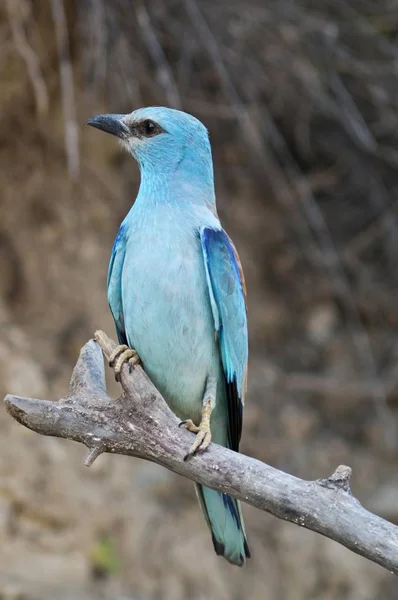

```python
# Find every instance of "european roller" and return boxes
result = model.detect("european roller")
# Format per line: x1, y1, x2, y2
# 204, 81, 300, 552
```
87, 107, 250, 566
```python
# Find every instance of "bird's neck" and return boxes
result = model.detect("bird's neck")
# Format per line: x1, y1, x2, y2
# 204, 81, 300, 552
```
134, 149, 216, 211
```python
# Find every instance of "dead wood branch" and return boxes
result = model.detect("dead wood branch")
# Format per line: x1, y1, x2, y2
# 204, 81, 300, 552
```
3, 331, 398, 575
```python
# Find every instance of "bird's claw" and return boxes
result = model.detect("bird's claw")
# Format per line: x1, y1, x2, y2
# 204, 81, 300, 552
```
182, 399, 212, 461
108, 344, 140, 382
183, 427, 212, 461
179, 419, 200, 433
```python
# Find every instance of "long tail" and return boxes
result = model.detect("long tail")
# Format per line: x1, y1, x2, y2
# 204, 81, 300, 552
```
195, 484, 250, 566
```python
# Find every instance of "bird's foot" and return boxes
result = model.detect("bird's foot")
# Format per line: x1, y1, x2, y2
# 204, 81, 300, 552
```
181, 398, 212, 461
108, 344, 140, 382
178, 419, 200, 433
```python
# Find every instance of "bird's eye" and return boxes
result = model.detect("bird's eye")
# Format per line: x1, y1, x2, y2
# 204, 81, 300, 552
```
140, 119, 162, 138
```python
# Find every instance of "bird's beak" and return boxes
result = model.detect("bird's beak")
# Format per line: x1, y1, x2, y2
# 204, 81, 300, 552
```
86, 114, 130, 139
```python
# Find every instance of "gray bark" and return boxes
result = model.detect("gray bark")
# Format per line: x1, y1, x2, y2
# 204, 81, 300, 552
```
3, 331, 398, 575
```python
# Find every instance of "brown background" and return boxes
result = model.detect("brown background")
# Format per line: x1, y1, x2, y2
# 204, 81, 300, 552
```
0, 1, 398, 598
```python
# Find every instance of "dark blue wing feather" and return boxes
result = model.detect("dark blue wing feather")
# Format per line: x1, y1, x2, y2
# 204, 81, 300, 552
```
200, 227, 248, 451
107, 224, 127, 345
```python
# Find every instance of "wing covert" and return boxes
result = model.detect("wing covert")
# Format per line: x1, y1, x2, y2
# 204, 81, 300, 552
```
107, 224, 127, 345
200, 226, 248, 451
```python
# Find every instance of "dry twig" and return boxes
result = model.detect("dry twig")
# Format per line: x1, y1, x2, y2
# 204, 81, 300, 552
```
3, 331, 398, 575
51, 0, 79, 179
6, 0, 49, 116
135, 3, 181, 109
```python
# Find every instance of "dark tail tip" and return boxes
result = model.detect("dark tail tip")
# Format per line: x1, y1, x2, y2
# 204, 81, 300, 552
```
212, 533, 250, 567
244, 538, 251, 559
212, 534, 225, 556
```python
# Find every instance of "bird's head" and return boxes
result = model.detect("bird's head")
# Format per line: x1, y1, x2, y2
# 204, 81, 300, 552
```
86, 107, 213, 179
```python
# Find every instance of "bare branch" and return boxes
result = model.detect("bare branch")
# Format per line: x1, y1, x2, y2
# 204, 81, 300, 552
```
135, 4, 182, 109
50, 0, 80, 179
3, 331, 398, 575
6, 0, 49, 116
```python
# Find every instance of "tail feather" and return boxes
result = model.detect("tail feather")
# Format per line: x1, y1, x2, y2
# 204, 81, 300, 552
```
196, 484, 250, 566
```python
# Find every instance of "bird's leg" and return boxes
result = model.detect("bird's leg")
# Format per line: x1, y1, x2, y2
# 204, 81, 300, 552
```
181, 376, 216, 461
182, 398, 212, 460
108, 344, 141, 382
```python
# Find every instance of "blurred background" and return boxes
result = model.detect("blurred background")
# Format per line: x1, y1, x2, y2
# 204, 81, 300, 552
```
0, 0, 398, 598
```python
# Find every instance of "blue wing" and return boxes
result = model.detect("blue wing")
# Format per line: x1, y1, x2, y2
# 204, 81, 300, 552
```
107, 224, 127, 345
200, 227, 248, 452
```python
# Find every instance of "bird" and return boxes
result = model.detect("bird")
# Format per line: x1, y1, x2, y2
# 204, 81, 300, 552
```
87, 107, 250, 566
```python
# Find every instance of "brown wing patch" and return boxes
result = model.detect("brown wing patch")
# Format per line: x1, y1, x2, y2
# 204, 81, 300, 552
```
227, 234, 247, 310
241, 363, 248, 406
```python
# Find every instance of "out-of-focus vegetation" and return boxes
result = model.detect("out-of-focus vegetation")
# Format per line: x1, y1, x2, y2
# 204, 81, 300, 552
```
0, 1, 397, 598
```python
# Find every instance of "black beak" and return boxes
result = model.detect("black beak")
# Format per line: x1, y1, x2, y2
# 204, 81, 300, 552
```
86, 114, 130, 139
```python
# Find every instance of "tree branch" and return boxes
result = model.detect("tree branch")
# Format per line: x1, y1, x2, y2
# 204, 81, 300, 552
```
3, 331, 398, 574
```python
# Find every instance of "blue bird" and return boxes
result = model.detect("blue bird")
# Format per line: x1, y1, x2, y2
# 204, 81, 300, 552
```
87, 107, 250, 566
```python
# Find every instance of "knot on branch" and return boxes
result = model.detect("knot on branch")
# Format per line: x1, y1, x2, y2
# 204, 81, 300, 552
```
317, 465, 353, 494
84, 443, 107, 467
